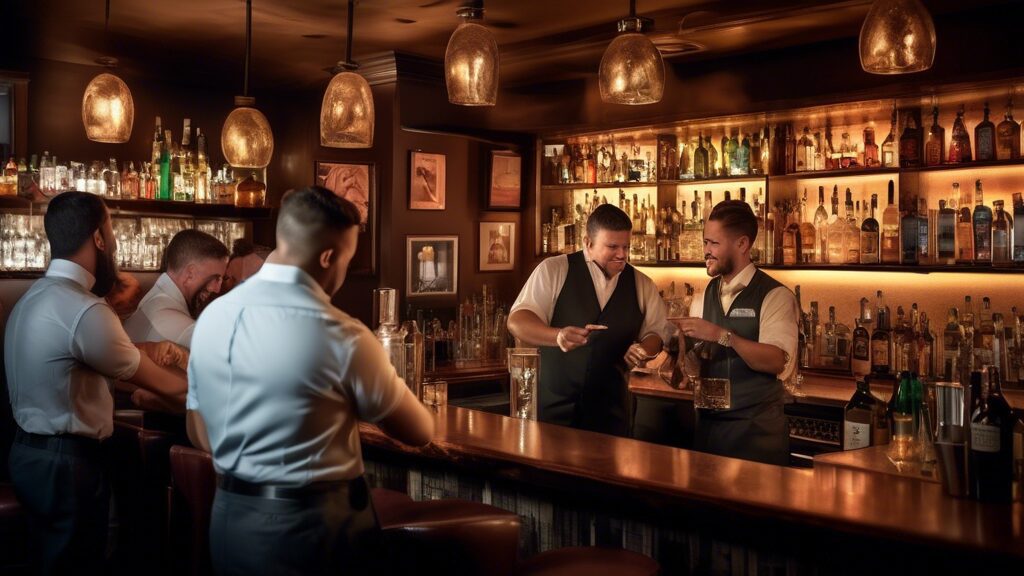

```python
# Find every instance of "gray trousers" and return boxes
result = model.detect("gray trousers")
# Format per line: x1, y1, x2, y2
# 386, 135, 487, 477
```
209, 479, 382, 576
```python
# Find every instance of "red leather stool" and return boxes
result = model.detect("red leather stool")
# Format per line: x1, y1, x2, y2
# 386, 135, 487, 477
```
515, 546, 661, 576
168, 445, 217, 576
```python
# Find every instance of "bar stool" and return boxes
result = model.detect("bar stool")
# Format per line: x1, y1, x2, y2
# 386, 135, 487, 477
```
0, 483, 28, 574
168, 445, 217, 576
515, 546, 661, 576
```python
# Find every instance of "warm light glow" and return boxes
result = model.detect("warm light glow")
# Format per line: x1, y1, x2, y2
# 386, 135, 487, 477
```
82, 72, 135, 143
221, 105, 274, 169
599, 32, 665, 105
859, 0, 936, 75
445, 21, 499, 106
320, 71, 375, 148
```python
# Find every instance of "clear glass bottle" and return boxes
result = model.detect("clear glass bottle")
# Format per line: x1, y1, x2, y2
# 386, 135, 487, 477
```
827, 186, 845, 264
693, 132, 709, 179
844, 188, 860, 264
942, 308, 963, 381
813, 185, 829, 263
975, 102, 996, 161
993, 199, 1011, 264
996, 100, 1022, 160
881, 106, 898, 168
881, 180, 900, 264
973, 180, 993, 263
863, 126, 879, 168
402, 320, 424, 400
955, 182, 974, 264
796, 126, 814, 172
799, 188, 817, 263
860, 193, 880, 264
373, 288, 408, 381
872, 291, 892, 375
948, 104, 972, 164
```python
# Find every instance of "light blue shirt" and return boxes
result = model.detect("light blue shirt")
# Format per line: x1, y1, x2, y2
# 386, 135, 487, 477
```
187, 263, 409, 485
5, 259, 141, 439
124, 273, 195, 348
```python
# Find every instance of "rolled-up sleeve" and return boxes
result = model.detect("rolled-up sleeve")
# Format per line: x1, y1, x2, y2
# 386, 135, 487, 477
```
636, 274, 669, 343
759, 286, 799, 382
509, 256, 566, 325
343, 330, 409, 424
72, 303, 142, 381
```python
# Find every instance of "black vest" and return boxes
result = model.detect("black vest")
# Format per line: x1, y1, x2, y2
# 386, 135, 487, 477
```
538, 251, 643, 436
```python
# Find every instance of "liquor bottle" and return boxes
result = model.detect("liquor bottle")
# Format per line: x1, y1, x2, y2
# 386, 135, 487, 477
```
937, 199, 956, 265
852, 318, 872, 377
916, 197, 930, 264
822, 124, 835, 170
828, 306, 850, 369
827, 186, 845, 264
972, 180, 993, 263
796, 126, 814, 172
751, 188, 764, 263
196, 128, 210, 203
707, 136, 719, 177
948, 104, 972, 164
872, 291, 892, 375
919, 312, 935, 379
735, 133, 751, 176
785, 124, 797, 174
39, 151, 54, 195
839, 132, 857, 169
759, 125, 771, 175
993, 199, 1012, 264
102, 158, 120, 198
976, 297, 996, 368
975, 102, 996, 161
151, 116, 163, 165
860, 193, 880, 264
942, 308, 963, 381
881, 106, 898, 168
899, 112, 921, 168
123, 161, 140, 200
813, 185, 829, 263
1014, 193, 1024, 264
881, 180, 900, 264
955, 183, 974, 264
703, 190, 713, 225
811, 132, 825, 171
924, 106, 945, 167
782, 203, 800, 266
694, 132, 709, 179
799, 188, 817, 264
901, 197, 920, 265
862, 126, 879, 168
159, 129, 172, 201
996, 100, 1022, 160
844, 378, 885, 450
970, 366, 1014, 502
844, 188, 860, 264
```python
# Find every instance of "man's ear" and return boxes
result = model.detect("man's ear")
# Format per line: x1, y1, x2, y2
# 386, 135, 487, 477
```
318, 247, 336, 270
93, 229, 106, 251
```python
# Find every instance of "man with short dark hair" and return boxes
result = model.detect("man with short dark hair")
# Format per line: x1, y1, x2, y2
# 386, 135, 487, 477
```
672, 200, 798, 465
508, 204, 668, 436
187, 186, 434, 576
124, 229, 229, 348
5, 191, 188, 574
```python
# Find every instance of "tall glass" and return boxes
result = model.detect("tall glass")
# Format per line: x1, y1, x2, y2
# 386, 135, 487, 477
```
402, 320, 424, 400
507, 347, 539, 421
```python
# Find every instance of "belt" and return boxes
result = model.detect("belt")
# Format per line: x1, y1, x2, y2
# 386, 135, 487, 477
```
217, 474, 362, 501
14, 427, 104, 457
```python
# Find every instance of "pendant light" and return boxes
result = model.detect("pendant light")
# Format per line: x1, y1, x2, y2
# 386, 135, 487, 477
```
222, 0, 274, 169
320, 0, 374, 148
599, 0, 665, 105
82, 0, 134, 143
859, 0, 936, 75
444, 1, 499, 107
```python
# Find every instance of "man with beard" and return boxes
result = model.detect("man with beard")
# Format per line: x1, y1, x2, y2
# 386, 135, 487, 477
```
4, 191, 188, 574
125, 229, 229, 348
508, 204, 668, 437
672, 200, 798, 465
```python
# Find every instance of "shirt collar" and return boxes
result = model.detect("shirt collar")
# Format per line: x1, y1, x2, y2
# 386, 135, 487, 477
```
255, 263, 331, 303
154, 272, 188, 309
721, 262, 757, 293
45, 259, 96, 292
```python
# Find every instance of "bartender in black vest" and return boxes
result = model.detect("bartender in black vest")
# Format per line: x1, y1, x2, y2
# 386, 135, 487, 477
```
508, 204, 668, 436
673, 200, 799, 465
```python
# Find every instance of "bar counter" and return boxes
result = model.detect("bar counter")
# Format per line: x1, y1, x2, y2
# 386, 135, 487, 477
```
360, 405, 1023, 572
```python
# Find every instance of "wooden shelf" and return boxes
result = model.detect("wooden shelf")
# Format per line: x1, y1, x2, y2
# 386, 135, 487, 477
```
0, 195, 273, 219
900, 157, 1024, 174
770, 167, 899, 180
540, 181, 657, 190
630, 262, 1024, 274
659, 175, 767, 186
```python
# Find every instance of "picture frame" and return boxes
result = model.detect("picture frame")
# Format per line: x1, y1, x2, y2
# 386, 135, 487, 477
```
407, 235, 458, 297
486, 150, 522, 210
315, 160, 377, 275
409, 151, 446, 210
478, 221, 515, 272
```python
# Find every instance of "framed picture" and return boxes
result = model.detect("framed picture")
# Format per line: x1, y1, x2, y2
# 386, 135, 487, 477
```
478, 221, 515, 272
409, 151, 446, 210
407, 236, 458, 297
315, 161, 377, 274
487, 151, 522, 210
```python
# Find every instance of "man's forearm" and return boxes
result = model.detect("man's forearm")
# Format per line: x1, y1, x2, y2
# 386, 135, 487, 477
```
730, 333, 786, 375
507, 310, 560, 347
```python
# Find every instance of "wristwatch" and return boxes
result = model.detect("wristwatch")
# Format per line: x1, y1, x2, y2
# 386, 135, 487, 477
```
717, 330, 732, 348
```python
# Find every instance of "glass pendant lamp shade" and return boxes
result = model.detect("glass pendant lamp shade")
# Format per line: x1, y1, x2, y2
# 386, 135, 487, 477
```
599, 18, 665, 105
321, 70, 374, 148
859, 0, 936, 75
221, 96, 274, 169
445, 21, 499, 106
82, 72, 134, 143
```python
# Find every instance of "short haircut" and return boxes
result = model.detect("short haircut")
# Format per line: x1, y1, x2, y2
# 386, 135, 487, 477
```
708, 200, 758, 244
229, 238, 272, 260
586, 204, 632, 239
44, 191, 108, 259
276, 186, 361, 260
164, 229, 229, 272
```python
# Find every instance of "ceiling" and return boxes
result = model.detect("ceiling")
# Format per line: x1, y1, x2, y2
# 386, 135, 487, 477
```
13, 0, 1012, 91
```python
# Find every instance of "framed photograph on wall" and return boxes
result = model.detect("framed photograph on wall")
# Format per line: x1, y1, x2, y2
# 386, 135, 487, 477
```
478, 221, 515, 272
487, 151, 522, 210
315, 160, 377, 274
407, 235, 458, 297
409, 151, 446, 210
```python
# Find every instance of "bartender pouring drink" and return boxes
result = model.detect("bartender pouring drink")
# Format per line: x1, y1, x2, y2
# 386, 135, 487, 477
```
674, 200, 798, 465
508, 204, 668, 436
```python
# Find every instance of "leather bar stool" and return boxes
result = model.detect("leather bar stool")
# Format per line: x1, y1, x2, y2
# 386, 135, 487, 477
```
168, 445, 217, 576
0, 483, 28, 574
515, 546, 660, 576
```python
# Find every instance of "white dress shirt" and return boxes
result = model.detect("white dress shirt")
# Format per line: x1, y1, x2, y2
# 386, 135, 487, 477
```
688, 263, 799, 382
5, 259, 141, 439
511, 249, 669, 343
187, 263, 410, 485
124, 272, 195, 348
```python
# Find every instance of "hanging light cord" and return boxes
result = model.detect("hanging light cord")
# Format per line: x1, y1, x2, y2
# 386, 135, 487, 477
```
345, 0, 354, 66
629, 0, 636, 18
244, 0, 252, 97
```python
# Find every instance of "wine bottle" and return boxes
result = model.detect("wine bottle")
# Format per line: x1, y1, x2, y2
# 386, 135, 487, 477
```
970, 367, 1014, 502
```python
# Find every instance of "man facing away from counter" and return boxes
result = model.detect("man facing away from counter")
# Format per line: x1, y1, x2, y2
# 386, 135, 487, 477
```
673, 200, 799, 465
508, 204, 669, 437
186, 186, 434, 576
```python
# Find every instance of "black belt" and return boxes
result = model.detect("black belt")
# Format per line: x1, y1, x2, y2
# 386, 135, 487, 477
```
14, 427, 104, 457
217, 474, 364, 502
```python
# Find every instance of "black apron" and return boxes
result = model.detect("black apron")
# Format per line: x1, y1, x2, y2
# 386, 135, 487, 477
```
538, 251, 643, 437
694, 268, 789, 465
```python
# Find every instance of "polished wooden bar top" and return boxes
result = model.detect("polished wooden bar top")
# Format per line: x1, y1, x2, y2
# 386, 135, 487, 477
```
360, 406, 1024, 559
814, 445, 940, 484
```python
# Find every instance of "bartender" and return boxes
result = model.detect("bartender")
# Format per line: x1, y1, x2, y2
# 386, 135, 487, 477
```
508, 204, 668, 436
673, 200, 798, 465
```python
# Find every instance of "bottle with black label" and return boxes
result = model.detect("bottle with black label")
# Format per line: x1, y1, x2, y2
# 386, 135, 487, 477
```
970, 366, 1014, 502
843, 378, 887, 450
852, 318, 871, 377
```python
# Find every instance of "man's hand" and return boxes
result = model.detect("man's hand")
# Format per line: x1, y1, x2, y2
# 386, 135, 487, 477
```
624, 343, 657, 368
555, 326, 591, 353
670, 317, 725, 343
139, 341, 190, 372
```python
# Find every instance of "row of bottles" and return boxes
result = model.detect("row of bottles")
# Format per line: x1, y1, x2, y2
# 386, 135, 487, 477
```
544, 140, 658, 185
